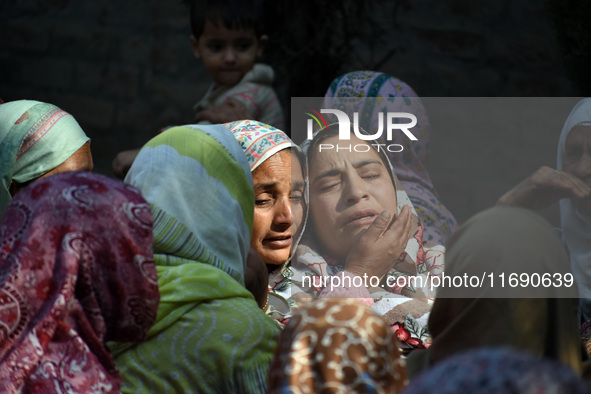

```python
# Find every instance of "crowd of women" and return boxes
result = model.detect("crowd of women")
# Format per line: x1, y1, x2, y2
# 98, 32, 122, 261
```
1, 71, 591, 393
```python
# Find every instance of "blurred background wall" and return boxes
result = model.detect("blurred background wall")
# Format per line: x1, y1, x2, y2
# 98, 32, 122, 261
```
1, 0, 589, 226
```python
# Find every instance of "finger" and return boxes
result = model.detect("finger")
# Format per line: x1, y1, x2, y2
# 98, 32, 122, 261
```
369, 210, 391, 240
559, 172, 591, 198
379, 205, 411, 241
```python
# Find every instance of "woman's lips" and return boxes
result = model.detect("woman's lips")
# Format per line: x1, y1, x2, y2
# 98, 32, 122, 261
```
344, 209, 379, 226
263, 235, 292, 249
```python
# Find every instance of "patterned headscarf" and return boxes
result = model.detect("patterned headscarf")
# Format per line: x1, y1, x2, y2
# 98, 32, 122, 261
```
0, 171, 159, 393
268, 298, 408, 393
324, 71, 457, 244
406, 347, 589, 394
290, 123, 445, 351
557, 98, 591, 300
116, 125, 280, 392
0, 100, 90, 219
225, 120, 310, 302
224, 119, 292, 171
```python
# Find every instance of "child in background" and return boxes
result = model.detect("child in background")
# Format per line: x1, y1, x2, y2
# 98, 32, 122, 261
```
190, 0, 283, 128
112, 0, 283, 178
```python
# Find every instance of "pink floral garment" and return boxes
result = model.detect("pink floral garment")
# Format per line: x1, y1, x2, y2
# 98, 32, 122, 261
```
0, 172, 159, 393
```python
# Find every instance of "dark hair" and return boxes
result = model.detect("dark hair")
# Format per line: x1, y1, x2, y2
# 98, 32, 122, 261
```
190, 0, 265, 38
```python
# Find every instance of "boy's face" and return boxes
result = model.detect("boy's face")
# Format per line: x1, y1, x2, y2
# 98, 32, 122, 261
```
191, 20, 267, 88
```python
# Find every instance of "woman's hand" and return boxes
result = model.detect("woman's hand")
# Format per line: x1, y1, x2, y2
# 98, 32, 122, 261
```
497, 166, 591, 209
345, 205, 413, 281
112, 148, 141, 179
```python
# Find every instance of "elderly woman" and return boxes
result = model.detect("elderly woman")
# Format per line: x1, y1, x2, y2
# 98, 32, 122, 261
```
323, 71, 457, 244
290, 123, 445, 351
497, 98, 591, 334
225, 120, 308, 316
0, 100, 93, 219
113, 124, 280, 393
0, 172, 159, 393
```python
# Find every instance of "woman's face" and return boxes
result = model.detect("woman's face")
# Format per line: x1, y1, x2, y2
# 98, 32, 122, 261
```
564, 125, 591, 214
309, 135, 397, 261
251, 149, 302, 266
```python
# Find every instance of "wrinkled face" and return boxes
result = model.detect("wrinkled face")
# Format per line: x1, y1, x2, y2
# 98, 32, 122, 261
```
251, 149, 293, 266
191, 20, 266, 88
563, 125, 591, 215
309, 135, 397, 262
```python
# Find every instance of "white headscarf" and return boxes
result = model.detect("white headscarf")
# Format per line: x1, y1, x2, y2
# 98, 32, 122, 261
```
557, 98, 591, 298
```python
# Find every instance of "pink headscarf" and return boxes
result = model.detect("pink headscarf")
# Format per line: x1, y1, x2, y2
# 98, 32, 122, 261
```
324, 71, 457, 244
0, 172, 159, 393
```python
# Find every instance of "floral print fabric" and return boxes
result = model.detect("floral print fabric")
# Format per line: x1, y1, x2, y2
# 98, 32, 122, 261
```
268, 298, 408, 393
0, 171, 159, 393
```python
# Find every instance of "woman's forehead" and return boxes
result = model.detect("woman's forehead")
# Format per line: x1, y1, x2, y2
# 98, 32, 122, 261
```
310, 136, 384, 169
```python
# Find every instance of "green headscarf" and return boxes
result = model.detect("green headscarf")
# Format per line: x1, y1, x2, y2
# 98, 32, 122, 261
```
0, 100, 89, 219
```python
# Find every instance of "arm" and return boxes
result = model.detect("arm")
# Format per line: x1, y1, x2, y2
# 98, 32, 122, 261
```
497, 166, 591, 209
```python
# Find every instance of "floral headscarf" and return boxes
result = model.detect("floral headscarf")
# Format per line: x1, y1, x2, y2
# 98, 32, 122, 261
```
225, 120, 310, 306
0, 171, 159, 393
324, 71, 457, 243
291, 123, 445, 351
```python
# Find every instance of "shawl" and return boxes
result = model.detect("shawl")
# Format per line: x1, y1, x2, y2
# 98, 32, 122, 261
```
195, 63, 285, 128
268, 298, 408, 393
406, 347, 589, 393
291, 123, 445, 351
0, 171, 159, 393
324, 71, 457, 244
558, 98, 591, 300
116, 124, 280, 393
0, 100, 90, 219
406, 206, 581, 377
225, 120, 309, 302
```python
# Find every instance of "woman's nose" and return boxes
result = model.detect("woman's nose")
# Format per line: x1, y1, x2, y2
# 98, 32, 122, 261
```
273, 198, 291, 225
344, 174, 369, 205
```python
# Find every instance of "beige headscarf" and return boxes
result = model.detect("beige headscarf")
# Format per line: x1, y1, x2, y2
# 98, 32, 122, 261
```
406, 206, 581, 377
